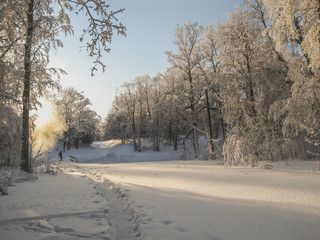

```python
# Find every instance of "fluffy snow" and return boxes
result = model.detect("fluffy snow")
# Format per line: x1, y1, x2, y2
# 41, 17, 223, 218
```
1, 140, 320, 240
0, 169, 139, 240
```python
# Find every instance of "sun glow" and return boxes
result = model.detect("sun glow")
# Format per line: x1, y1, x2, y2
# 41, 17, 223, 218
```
32, 98, 66, 154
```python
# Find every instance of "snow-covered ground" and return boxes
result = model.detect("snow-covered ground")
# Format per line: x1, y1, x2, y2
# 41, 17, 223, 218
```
0, 169, 140, 240
1, 140, 320, 240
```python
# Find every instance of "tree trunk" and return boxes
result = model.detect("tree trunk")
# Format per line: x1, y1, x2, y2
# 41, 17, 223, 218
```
139, 94, 144, 138
132, 111, 138, 151
154, 115, 160, 151
246, 57, 256, 118
67, 132, 71, 150
173, 133, 178, 151
192, 127, 199, 159
220, 109, 226, 140
169, 123, 178, 151
21, 0, 34, 173
63, 131, 66, 152
66, 120, 71, 150
318, 0, 320, 53
188, 70, 199, 159
75, 136, 79, 149
205, 89, 215, 160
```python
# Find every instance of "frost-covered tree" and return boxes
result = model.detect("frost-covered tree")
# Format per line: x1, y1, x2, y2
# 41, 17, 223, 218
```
104, 72, 183, 152
218, 2, 292, 165
103, 105, 128, 143
159, 69, 184, 151
263, 0, 320, 158
263, 0, 320, 72
118, 82, 140, 151
147, 74, 171, 151
0, 0, 126, 172
53, 87, 99, 151
103, 1, 319, 163
166, 22, 204, 159
0, 1, 25, 104
78, 109, 101, 146
134, 75, 152, 141
0, 105, 21, 167
218, 6, 261, 165
197, 25, 225, 159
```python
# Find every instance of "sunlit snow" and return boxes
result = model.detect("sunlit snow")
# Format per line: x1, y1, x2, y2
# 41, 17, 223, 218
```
1, 140, 319, 240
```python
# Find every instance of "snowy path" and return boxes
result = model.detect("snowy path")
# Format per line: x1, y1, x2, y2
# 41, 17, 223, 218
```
0, 170, 140, 240
74, 161, 320, 240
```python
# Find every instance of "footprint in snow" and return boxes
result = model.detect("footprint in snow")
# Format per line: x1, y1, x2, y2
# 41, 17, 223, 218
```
162, 220, 173, 225
176, 227, 189, 233
54, 225, 74, 233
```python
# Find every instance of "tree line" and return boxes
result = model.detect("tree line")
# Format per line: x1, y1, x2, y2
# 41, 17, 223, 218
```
53, 87, 101, 152
103, 0, 320, 164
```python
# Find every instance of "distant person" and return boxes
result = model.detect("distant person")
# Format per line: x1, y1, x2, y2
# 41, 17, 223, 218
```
59, 151, 63, 161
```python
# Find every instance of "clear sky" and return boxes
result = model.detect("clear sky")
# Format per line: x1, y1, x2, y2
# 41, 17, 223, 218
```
43, 0, 241, 120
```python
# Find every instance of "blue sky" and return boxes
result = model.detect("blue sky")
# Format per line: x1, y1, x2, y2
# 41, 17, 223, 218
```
45, 0, 241, 119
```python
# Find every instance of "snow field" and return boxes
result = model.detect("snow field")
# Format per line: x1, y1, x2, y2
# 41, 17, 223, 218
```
0, 169, 140, 240
1, 140, 320, 240
76, 161, 320, 240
